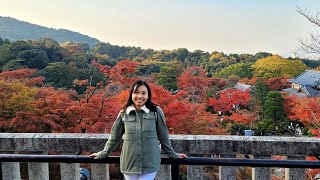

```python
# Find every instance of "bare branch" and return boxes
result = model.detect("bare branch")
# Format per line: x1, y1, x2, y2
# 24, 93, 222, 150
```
296, 6, 320, 56
297, 6, 320, 27
298, 37, 320, 54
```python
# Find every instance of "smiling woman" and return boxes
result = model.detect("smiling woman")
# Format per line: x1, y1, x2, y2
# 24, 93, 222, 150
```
90, 80, 187, 180
131, 83, 149, 110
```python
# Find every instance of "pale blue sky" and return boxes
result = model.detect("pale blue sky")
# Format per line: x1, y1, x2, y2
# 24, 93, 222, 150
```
1, 0, 320, 58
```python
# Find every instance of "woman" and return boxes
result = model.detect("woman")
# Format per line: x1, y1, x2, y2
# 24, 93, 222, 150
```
91, 80, 187, 180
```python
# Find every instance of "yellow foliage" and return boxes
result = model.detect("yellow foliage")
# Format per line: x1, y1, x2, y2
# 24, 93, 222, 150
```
0, 80, 37, 117
251, 55, 307, 78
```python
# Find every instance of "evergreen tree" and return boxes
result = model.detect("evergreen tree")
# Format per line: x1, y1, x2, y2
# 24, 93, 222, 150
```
253, 78, 269, 121
261, 91, 287, 135
156, 66, 178, 91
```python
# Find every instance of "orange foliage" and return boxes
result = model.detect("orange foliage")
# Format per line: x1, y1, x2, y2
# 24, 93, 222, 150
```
223, 109, 256, 125
149, 84, 226, 134
171, 103, 227, 135
239, 77, 258, 85
285, 95, 320, 136
0, 68, 36, 81
73, 79, 89, 87
0, 63, 230, 135
27, 76, 45, 87
209, 89, 251, 113
264, 77, 290, 91
109, 60, 139, 86
92, 59, 111, 76
208, 77, 229, 90
177, 66, 209, 103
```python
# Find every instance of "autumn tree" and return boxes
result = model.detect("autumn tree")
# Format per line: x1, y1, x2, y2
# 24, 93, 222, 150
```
209, 89, 251, 114
177, 66, 209, 103
209, 88, 254, 135
9, 87, 73, 133
206, 77, 229, 99
251, 55, 307, 78
62, 41, 90, 55
286, 95, 320, 136
0, 80, 37, 119
264, 77, 290, 91
109, 60, 139, 86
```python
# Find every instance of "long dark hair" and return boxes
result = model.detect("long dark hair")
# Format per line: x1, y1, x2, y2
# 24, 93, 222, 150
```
123, 80, 157, 111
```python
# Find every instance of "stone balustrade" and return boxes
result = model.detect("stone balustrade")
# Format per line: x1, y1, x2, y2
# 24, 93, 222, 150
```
0, 133, 319, 180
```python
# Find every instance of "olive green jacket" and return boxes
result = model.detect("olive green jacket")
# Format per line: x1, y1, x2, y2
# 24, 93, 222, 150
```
96, 105, 179, 174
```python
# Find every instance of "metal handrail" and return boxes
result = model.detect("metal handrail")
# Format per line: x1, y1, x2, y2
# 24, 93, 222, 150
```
0, 154, 319, 168
1, 154, 320, 179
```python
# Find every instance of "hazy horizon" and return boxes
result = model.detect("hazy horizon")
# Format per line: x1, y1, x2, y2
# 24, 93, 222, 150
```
1, 0, 320, 58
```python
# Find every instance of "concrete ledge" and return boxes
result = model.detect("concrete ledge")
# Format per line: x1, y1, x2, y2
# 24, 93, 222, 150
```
0, 133, 319, 156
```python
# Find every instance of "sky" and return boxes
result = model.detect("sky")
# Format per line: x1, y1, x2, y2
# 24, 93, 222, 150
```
1, 0, 320, 58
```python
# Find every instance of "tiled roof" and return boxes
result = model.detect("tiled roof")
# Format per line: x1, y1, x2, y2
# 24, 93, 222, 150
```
282, 88, 307, 98
302, 86, 320, 97
287, 70, 320, 86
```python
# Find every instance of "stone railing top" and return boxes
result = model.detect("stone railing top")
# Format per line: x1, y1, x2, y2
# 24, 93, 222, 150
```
0, 133, 319, 156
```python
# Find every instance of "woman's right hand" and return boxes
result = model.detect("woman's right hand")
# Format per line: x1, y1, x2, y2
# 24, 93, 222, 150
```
90, 153, 98, 159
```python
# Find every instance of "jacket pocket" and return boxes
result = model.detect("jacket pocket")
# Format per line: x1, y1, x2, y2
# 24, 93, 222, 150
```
142, 116, 156, 131
123, 116, 136, 133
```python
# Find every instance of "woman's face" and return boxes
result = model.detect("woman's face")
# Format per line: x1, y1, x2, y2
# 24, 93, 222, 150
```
132, 85, 148, 109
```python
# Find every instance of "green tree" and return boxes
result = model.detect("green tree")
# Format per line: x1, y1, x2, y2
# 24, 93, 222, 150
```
173, 48, 189, 62
11, 40, 36, 58
18, 49, 49, 69
33, 37, 65, 63
157, 66, 178, 91
0, 37, 3, 46
2, 59, 26, 71
37, 62, 79, 88
217, 63, 253, 79
63, 53, 89, 69
257, 91, 287, 135
0, 44, 13, 70
253, 79, 269, 121
254, 52, 273, 60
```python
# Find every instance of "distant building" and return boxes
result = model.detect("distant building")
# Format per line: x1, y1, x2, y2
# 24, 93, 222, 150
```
217, 82, 253, 95
234, 82, 252, 91
285, 70, 320, 97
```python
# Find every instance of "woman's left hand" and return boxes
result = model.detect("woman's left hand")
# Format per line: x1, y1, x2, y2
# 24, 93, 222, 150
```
179, 153, 187, 159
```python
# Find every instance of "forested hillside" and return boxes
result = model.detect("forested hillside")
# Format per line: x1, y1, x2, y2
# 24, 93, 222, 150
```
0, 16, 100, 47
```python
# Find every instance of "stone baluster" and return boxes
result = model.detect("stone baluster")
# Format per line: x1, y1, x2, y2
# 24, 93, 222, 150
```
91, 163, 110, 180
1, 152, 21, 180
252, 155, 271, 180
155, 164, 171, 180
60, 162, 80, 180
187, 165, 203, 180
28, 151, 49, 180
219, 154, 236, 180
1, 161, 21, 180
285, 156, 305, 180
